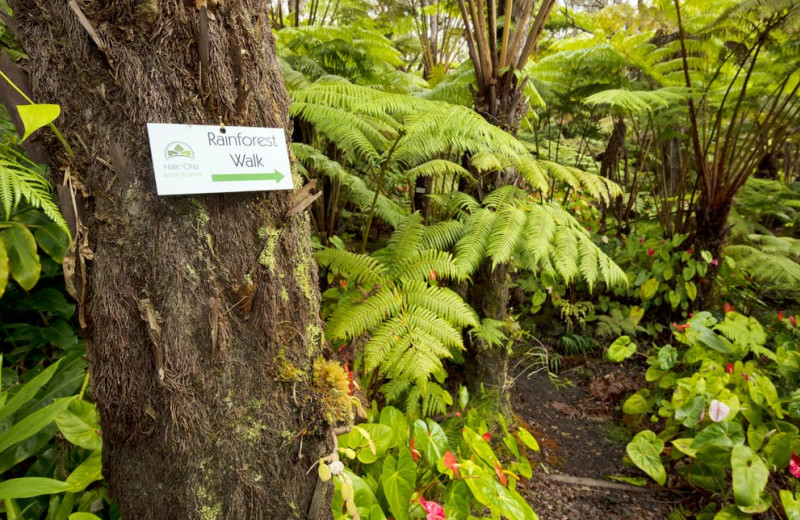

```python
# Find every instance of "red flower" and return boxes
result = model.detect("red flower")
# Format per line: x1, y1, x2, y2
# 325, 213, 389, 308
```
481, 432, 492, 442
340, 279, 347, 289
428, 269, 438, 281
791, 453, 800, 478
443, 451, 460, 478
742, 372, 753, 382
494, 460, 508, 487
687, 249, 693, 254
689, 312, 694, 318
779, 310, 784, 322
638, 237, 645, 244
344, 362, 355, 395
647, 248, 655, 257
454, 412, 461, 418
673, 322, 690, 332
723, 302, 734, 314
726, 362, 734, 374
792, 315, 798, 327
410, 438, 421, 462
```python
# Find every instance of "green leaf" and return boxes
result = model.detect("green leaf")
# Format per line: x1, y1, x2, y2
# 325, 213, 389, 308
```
379, 406, 408, 447
463, 426, 498, 468
0, 477, 70, 499
701, 250, 713, 263
685, 281, 697, 301
412, 419, 449, 468
35, 223, 70, 263
516, 427, 539, 451
0, 396, 73, 454
68, 514, 103, 520
692, 422, 745, 451
606, 336, 636, 362
713, 506, 750, 519
460, 461, 538, 520
780, 490, 800, 520
381, 450, 415, 520
458, 385, 469, 409
4, 498, 22, 520
657, 345, 678, 370
444, 480, 470, 520
17, 104, 60, 142
762, 432, 793, 468
56, 399, 101, 451
623, 390, 651, 415
731, 446, 769, 509
66, 450, 103, 492
1, 223, 41, 290
641, 278, 659, 300
626, 430, 666, 485
0, 359, 62, 424
0, 239, 8, 298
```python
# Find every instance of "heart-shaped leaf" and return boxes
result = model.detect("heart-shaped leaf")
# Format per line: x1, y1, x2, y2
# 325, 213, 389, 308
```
626, 430, 666, 485
17, 104, 60, 142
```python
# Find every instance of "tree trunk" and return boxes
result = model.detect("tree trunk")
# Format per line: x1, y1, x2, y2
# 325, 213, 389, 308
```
462, 263, 511, 415
694, 200, 732, 306
10, 2, 331, 519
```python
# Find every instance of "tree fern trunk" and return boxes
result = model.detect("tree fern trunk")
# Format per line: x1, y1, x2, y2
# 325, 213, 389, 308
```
10, 2, 330, 518
462, 263, 511, 415
694, 201, 732, 307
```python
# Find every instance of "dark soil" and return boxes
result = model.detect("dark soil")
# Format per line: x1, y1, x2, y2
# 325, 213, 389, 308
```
512, 358, 681, 519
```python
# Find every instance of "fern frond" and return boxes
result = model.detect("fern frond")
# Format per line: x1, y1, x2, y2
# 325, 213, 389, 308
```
0, 145, 67, 232
486, 207, 527, 268
420, 220, 465, 251
314, 248, 385, 286
401, 282, 479, 327
325, 285, 401, 341
393, 249, 462, 283
454, 209, 495, 276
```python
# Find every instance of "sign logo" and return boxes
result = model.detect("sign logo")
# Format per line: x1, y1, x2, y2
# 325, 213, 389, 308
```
165, 142, 194, 160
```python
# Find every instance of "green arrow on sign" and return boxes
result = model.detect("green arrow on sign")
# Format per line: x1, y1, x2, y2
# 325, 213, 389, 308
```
211, 170, 284, 183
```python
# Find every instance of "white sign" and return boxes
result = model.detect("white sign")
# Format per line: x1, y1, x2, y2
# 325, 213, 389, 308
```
146, 123, 294, 195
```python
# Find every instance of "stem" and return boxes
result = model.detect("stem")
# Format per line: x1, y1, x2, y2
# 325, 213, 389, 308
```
361, 132, 404, 253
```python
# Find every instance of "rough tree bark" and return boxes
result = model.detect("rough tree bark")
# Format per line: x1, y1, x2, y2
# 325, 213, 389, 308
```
9, 2, 331, 518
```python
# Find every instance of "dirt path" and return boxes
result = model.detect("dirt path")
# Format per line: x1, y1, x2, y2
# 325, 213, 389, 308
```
511, 359, 681, 519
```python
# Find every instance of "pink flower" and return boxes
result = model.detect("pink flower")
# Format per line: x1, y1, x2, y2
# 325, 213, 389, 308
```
709, 399, 730, 422
791, 453, 800, 478
638, 237, 645, 244
742, 372, 753, 382
647, 248, 655, 257
454, 411, 461, 418
420, 496, 445, 520
711, 259, 719, 266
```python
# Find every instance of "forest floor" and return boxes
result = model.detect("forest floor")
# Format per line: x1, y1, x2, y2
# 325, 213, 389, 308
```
512, 358, 681, 519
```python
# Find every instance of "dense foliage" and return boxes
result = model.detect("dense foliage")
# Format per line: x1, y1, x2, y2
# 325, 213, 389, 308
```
3, 0, 800, 518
